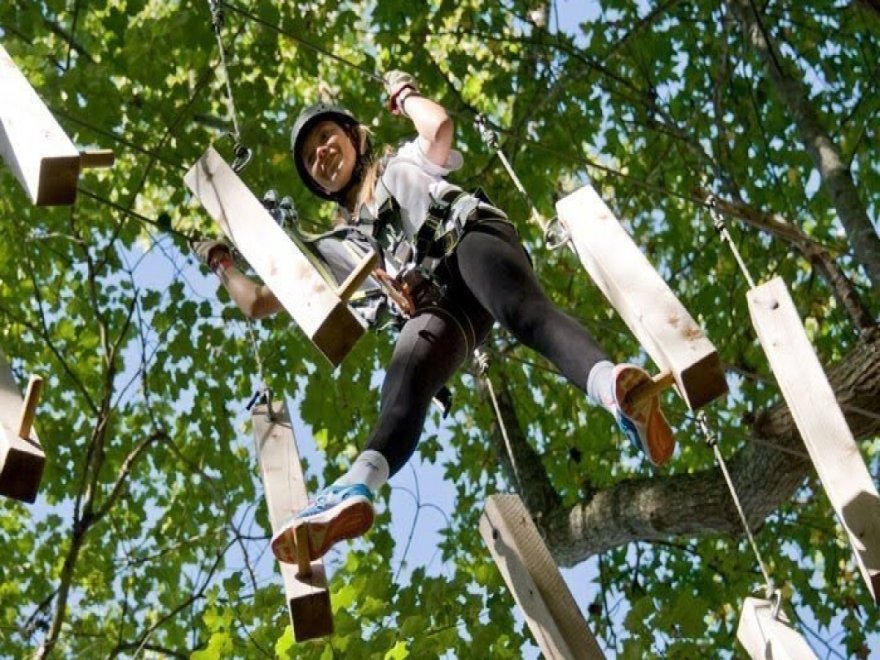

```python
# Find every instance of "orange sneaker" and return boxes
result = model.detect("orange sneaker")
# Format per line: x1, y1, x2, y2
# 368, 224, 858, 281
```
608, 364, 676, 466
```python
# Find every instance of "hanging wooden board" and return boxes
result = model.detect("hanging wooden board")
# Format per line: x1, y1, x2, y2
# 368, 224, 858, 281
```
556, 185, 727, 410
252, 399, 333, 641
748, 276, 880, 603
0, 44, 114, 206
185, 146, 368, 367
736, 597, 817, 660
480, 494, 605, 660
0, 353, 45, 504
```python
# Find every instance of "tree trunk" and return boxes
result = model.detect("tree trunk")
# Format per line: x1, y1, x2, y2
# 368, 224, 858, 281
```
545, 329, 880, 566
728, 0, 880, 295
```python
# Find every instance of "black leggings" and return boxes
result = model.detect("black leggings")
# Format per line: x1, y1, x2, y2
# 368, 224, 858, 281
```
365, 220, 608, 476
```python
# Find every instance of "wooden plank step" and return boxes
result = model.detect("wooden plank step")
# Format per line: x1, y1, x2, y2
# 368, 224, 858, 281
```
480, 493, 605, 659
252, 400, 333, 640
185, 146, 369, 366
737, 596, 817, 660
556, 185, 727, 410
748, 276, 880, 603
0, 353, 45, 504
0, 44, 113, 206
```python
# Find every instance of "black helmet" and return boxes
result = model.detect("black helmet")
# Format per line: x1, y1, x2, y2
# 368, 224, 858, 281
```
290, 103, 367, 202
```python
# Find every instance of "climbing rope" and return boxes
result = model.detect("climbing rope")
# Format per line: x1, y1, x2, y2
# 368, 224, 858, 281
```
206, 0, 252, 172
473, 348, 524, 494
243, 325, 273, 421
474, 116, 547, 232
706, 195, 758, 289
78, 188, 197, 242
217, 1, 386, 85
697, 409, 775, 599
474, 115, 572, 251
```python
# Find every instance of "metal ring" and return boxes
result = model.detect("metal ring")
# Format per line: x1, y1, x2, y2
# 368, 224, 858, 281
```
543, 216, 570, 251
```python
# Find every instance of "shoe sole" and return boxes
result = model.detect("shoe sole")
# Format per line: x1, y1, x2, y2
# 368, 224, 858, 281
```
616, 366, 676, 466
271, 496, 374, 565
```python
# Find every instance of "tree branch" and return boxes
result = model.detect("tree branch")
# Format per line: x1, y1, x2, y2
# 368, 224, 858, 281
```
696, 190, 875, 331
728, 0, 880, 295
546, 330, 880, 566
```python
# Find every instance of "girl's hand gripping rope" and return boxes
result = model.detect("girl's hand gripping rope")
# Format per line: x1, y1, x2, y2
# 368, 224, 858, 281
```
384, 70, 420, 116
192, 239, 234, 276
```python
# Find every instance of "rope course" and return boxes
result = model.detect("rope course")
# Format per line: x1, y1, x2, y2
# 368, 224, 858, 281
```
3, 5, 874, 657
187, 13, 855, 616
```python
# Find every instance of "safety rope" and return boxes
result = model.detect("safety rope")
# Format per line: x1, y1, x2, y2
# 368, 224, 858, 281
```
243, 318, 273, 417
207, 0, 252, 172
706, 195, 757, 289
474, 116, 547, 232
218, 1, 386, 85
473, 348, 524, 494
78, 188, 197, 242
696, 411, 775, 598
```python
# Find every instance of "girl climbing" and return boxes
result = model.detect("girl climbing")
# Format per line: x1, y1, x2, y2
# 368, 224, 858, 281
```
195, 71, 675, 566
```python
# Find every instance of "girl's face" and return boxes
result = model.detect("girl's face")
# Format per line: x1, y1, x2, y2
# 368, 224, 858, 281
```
300, 120, 357, 194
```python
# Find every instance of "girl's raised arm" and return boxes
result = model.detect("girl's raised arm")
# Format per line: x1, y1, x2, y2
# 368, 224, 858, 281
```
385, 71, 453, 167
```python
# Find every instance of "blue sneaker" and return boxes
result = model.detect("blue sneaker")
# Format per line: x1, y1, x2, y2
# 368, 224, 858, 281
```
271, 483, 374, 565
605, 364, 675, 466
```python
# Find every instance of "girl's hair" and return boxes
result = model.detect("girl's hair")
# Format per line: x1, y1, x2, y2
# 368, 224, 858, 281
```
334, 125, 394, 225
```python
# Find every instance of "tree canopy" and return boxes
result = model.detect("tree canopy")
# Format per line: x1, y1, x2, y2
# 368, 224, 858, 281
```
1, 0, 878, 657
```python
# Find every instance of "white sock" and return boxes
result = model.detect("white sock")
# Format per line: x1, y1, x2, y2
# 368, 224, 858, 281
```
586, 360, 616, 412
333, 450, 390, 495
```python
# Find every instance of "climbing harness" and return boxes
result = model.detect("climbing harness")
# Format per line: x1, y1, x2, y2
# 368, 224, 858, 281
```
207, 0, 252, 172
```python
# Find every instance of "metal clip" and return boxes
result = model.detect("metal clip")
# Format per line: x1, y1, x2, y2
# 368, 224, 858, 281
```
472, 348, 490, 375
696, 411, 718, 448
231, 143, 252, 172
769, 588, 783, 620
543, 216, 570, 251
207, 0, 224, 32
474, 114, 500, 150
245, 386, 273, 415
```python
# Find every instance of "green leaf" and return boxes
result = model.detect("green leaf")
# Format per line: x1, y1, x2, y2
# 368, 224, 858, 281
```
384, 640, 409, 660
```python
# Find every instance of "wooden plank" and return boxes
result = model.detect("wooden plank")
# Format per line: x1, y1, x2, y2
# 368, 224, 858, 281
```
185, 146, 367, 366
335, 250, 379, 302
79, 149, 115, 169
748, 276, 880, 603
0, 43, 80, 206
556, 185, 727, 410
480, 494, 604, 660
18, 375, 43, 439
736, 597, 817, 660
0, 353, 45, 504
252, 400, 333, 641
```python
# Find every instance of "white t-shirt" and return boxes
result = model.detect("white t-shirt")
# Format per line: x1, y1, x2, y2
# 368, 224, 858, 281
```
368, 138, 464, 240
